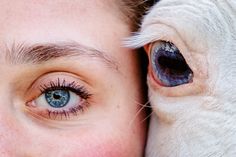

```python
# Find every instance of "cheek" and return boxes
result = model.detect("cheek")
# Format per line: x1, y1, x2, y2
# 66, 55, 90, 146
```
63, 133, 127, 157
64, 141, 124, 157
25, 129, 136, 157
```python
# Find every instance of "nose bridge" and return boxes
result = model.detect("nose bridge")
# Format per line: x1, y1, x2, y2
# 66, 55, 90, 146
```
0, 112, 18, 156
0, 123, 17, 157
0, 86, 13, 131
0, 87, 19, 156
0, 110, 17, 137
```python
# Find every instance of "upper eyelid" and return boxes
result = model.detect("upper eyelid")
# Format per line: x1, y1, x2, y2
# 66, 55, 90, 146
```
125, 22, 192, 55
4, 42, 120, 72
125, 23, 175, 49
25, 72, 90, 99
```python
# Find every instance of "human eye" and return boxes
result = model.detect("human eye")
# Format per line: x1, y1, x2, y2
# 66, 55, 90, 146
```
25, 73, 92, 121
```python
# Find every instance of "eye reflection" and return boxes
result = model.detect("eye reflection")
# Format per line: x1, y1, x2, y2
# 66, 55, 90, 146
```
150, 41, 193, 87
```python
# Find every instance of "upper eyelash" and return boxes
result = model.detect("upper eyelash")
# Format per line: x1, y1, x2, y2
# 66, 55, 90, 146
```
39, 78, 92, 99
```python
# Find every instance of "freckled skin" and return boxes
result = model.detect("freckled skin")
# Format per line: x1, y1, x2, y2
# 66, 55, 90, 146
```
0, 0, 147, 156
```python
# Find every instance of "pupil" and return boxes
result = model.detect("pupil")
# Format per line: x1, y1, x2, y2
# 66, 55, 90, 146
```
45, 90, 70, 108
53, 93, 61, 99
158, 56, 189, 75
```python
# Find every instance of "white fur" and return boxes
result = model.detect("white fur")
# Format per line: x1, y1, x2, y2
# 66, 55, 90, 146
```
127, 0, 236, 156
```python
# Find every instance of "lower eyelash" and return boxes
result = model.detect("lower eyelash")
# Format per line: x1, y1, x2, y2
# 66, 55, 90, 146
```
46, 102, 88, 120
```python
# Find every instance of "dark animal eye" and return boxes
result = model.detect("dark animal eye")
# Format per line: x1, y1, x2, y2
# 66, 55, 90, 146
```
150, 41, 193, 87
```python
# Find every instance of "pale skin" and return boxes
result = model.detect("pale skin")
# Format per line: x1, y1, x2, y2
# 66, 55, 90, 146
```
0, 0, 146, 156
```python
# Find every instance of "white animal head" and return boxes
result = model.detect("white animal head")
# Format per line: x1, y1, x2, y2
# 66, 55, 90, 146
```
127, 0, 236, 157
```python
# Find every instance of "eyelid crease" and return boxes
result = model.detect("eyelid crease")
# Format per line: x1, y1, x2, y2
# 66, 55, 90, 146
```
39, 78, 92, 99
4, 41, 119, 72
24, 72, 92, 101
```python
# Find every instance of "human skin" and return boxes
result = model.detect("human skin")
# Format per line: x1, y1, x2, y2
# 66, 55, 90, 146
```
0, 0, 146, 156
128, 0, 236, 156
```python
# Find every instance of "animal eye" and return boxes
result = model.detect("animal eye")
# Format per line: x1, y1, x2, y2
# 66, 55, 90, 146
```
150, 41, 193, 87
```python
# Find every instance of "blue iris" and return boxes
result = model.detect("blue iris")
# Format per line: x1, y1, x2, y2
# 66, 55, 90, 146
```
45, 89, 70, 108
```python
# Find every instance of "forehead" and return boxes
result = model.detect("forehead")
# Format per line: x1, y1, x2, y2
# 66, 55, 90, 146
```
0, 0, 128, 61
138, 0, 236, 50
0, 0, 122, 44
0, 0, 114, 19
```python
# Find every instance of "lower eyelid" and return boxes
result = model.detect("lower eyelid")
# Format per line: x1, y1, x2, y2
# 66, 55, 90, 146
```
25, 100, 88, 120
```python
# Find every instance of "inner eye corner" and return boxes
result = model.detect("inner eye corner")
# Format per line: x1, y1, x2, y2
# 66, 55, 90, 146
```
144, 43, 152, 54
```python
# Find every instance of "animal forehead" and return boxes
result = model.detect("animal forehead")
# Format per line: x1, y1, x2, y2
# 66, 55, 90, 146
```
142, 0, 236, 49
150, 0, 236, 15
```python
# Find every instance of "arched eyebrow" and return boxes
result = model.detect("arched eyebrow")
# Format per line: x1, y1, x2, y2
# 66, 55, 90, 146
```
5, 42, 119, 71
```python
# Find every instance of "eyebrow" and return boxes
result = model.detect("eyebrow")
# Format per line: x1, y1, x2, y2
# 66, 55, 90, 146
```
5, 42, 119, 71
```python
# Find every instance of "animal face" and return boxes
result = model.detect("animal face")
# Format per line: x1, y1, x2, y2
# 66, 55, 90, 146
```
128, 0, 236, 156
